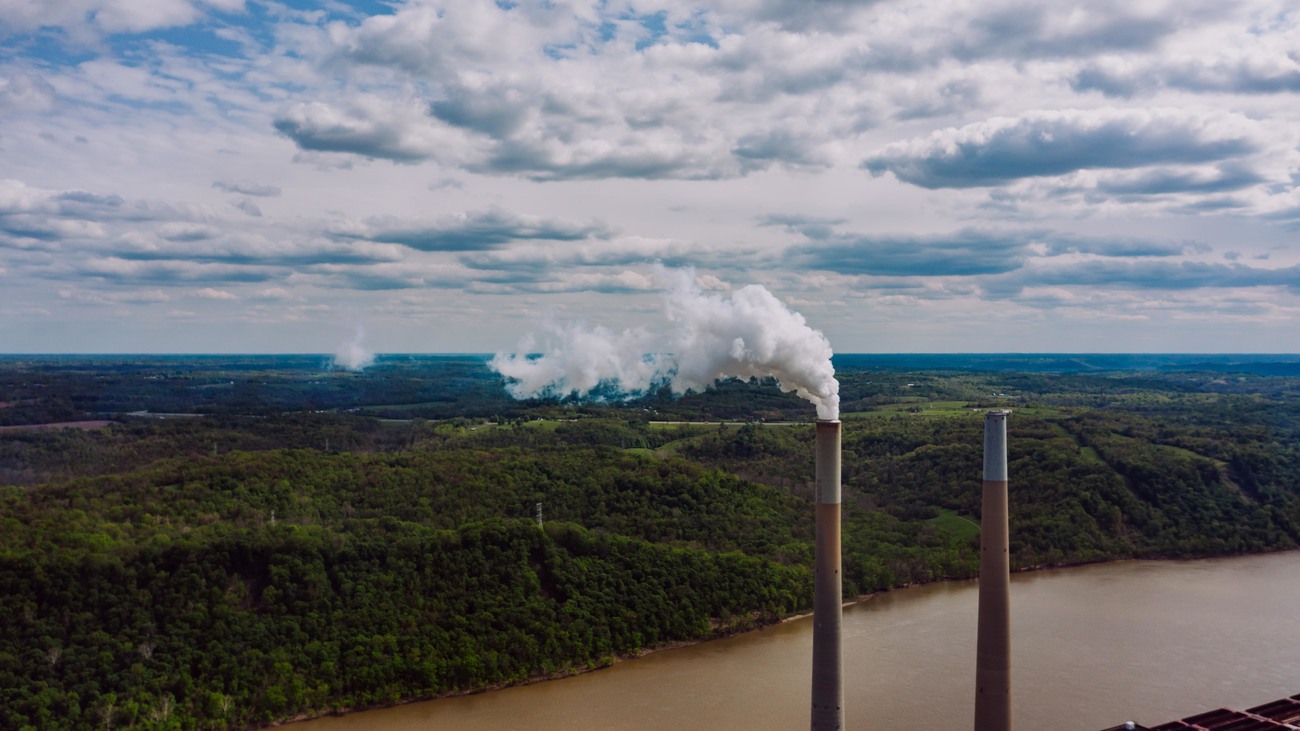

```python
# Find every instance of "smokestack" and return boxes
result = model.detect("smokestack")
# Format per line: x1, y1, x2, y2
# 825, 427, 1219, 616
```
812, 419, 843, 730
975, 410, 1012, 731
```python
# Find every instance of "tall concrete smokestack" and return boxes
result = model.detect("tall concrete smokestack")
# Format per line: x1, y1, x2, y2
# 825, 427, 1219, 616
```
812, 419, 843, 730
975, 410, 1012, 731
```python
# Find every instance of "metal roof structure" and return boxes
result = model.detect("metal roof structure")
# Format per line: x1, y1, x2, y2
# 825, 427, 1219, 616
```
1100, 695, 1300, 731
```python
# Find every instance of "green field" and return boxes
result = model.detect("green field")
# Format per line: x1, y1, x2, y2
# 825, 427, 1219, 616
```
927, 508, 981, 543
843, 402, 1068, 419
844, 400, 979, 418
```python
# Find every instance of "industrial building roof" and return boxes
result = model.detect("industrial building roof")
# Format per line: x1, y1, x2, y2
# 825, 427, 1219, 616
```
1100, 694, 1300, 731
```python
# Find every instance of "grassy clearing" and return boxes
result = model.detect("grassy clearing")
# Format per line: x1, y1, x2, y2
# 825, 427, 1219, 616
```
653, 435, 709, 454
1151, 443, 1213, 462
517, 420, 561, 432
1010, 406, 1070, 418
646, 421, 746, 430
843, 402, 1069, 420
355, 401, 453, 411
456, 419, 561, 433
1078, 446, 1105, 465
844, 401, 980, 419
927, 508, 980, 543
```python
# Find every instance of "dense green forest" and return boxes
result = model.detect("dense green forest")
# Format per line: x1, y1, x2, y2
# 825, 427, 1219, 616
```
2, 355, 1299, 729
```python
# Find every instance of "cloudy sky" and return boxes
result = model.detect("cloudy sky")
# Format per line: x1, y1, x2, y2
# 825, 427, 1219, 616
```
2, 0, 1299, 354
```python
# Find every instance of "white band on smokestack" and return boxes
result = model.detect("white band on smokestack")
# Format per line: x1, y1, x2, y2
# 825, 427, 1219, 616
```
983, 410, 1009, 482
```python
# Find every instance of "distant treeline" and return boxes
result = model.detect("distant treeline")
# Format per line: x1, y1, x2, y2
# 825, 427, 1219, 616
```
4, 353, 1299, 426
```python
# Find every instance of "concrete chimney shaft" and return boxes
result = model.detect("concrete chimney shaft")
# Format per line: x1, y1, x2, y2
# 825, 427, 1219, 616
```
975, 410, 1012, 731
812, 419, 843, 730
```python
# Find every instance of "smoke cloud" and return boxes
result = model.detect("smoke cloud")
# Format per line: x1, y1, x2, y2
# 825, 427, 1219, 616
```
490, 268, 840, 419
333, 326, 375, 371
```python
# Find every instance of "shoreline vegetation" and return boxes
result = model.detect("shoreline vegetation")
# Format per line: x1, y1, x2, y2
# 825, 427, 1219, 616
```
272, 592, 885, 728
2, 356, 1299, 729
273, 546, 1300, 729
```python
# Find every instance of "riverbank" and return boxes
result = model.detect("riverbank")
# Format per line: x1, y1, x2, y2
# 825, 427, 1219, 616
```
779, 591, 878, 625
266, 565, 1091, 728
273, 548, 1300, 730
275, 592, 887, 728
283, 551, 1300, 731
272, 610, 833, 728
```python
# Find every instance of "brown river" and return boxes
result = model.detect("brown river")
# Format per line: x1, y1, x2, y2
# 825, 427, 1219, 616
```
294, 551, 1300, 730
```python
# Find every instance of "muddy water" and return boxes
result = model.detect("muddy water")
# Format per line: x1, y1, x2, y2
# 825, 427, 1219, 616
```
294, 551, 1300, 730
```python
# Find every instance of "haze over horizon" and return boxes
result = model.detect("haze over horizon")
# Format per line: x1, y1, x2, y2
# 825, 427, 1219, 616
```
2, 0, 1299, 355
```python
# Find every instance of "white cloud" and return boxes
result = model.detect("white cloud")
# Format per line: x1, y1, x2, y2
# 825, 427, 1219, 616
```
862, 108, 1268, 189
0, 0, 211, 41
253, 287, 294, 300
327, 0, 544, 76
193, 287, 237, 300
275, 95, 486, 164
93, 0, 202, 34
213, 180, 281, 197
4, 0, 1300, 352
0, 73, 55, 114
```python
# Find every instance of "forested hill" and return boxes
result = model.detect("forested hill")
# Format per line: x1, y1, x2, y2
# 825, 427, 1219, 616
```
2, 359, 1300, 729
1, 447, 809, 729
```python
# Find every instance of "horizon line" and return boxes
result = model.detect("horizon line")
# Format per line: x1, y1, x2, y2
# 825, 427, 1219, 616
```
3, 352, 1300, 358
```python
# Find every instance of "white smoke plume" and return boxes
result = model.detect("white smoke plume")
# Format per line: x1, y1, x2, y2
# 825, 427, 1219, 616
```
333, 325, 375, 371
490, 268, 840, 419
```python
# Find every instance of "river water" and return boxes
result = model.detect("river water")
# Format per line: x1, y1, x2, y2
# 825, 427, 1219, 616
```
295, 551, 1300, 730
